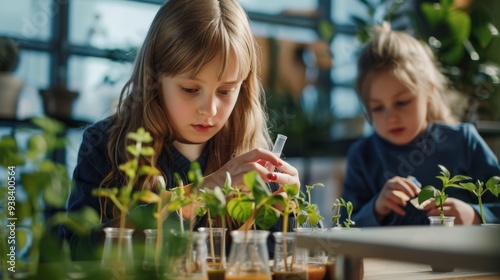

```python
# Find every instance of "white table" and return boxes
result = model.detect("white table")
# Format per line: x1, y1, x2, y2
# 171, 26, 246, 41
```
296, 225, 500, 279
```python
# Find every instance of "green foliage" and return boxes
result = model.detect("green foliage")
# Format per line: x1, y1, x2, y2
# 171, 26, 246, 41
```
459, 176, 500, 223
92, 127, 160, 227
0, 116, 99, 277
297, 183, 325, 227
331, 198, 355, 229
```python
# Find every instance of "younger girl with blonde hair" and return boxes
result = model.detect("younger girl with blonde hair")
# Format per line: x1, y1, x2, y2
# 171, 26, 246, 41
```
341, 25, 500, 227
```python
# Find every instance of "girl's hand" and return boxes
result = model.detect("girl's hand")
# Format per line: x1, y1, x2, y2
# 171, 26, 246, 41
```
203, 148, 300, 190
421, 197, 481, 225
375, 176, 421, 222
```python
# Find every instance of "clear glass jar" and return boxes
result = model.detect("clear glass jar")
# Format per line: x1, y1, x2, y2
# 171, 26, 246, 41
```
101, 227, 135, 275
295, 228, 328, 280
198, 227, 227, 280
429, 216, 455, 227
225, 230, 271, 280
143, 229, 157, 270
163, 230, 208, 280
272, 232, 308, 280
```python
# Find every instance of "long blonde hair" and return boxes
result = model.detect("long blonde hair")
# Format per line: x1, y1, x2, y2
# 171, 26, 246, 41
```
356, 26, 458, 124
102, 0, 271, 199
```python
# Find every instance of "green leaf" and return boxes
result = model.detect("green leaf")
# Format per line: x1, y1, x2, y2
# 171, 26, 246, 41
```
127, 127, 153, 143
31, 116, 65, 135
140, 147, 155, 156
0, 136, 25, 166
486, 176, 500, 196
133, 190, 160, 203
26, 134, 48, 160
227, 197, 253, 223
244, 171, 270, 204
460, 182, 477, 192
255, 204, 279, 230
283, 184, 299, 197
421, 2, 446, 30
92, 188, 119, 198
138, 165, 161, 176
52, 207, 100, 235
318, 20, 335, 42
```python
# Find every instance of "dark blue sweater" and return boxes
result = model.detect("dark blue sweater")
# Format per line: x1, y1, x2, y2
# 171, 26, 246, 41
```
341, 122, 500, 227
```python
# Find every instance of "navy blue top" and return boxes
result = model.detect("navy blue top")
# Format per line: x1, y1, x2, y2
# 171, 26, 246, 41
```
59, 118, 293, 260
341, 122, 500, 227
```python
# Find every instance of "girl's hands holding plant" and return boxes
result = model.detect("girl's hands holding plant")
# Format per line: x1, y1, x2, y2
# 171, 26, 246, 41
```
375, 176, 421, 221
420, 197, 480, 225
203, 148, 300, 191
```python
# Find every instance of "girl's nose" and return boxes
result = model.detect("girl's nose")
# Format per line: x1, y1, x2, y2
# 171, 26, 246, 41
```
198, 94, 217, 117
386, 107, 399, 123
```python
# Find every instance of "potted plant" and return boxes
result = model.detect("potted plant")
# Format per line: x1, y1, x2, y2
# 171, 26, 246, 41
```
459, 176, 500, 224
0, 116, 100, 279
0, 36, 23, 118
91, 127, 162, 277
417, 165, 471, 225
295, 183, 329, 280
225, 171, 279, 279
331, 198, 355, 229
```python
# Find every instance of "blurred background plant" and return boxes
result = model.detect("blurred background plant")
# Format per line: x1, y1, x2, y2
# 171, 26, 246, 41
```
0, 116, 99, 279
352, 0, 500, 122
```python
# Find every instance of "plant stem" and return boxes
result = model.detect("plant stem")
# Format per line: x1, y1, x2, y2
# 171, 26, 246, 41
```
478, 195, 486, 224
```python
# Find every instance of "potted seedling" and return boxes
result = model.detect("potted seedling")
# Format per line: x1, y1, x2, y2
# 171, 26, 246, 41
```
331, 198, 355, 229
92, 127, 161, 277
295, 183, 329, 280
459, 176, 500, 225
225, 170, 290, 279
418, 165, 471, 226
197, 173, 231, 280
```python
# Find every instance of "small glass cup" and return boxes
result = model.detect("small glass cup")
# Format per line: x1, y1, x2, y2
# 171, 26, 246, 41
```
198, 227, 227, 280
428, 216, 455, 227
143, 229, 157, 270
294, 228, 328, 280
101, 227, 135, 276
272, 232, 308, 280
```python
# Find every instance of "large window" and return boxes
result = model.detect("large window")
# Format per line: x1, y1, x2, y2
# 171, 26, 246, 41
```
0, 0, 371, 164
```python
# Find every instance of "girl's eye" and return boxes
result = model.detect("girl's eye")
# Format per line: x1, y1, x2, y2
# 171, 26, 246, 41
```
218, 88, 235, 95
181, 87, 198, 94
396, 99, 411, 107
370, 106, 383, 113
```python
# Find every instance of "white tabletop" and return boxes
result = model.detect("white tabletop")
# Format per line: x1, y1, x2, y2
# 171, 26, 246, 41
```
295, 225, 500, 273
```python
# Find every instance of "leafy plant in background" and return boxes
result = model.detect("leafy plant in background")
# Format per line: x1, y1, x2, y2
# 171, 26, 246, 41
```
0, 116, 99, 278
418, 165, 471, 224
297, 183, 325, 227
459, 176, 500, 224
331, 198, 355, 229
353, 0, 500, 121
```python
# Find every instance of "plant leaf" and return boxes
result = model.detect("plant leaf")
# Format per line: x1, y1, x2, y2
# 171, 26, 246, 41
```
133, 190, 160, 203
227, 197, 253, 223
418, 186, 439, 204
255, 204, 279, 230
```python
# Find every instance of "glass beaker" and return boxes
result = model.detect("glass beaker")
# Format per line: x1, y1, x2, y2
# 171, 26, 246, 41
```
101, 227, 135, 276
294, 228, 328, 280
225, 230, 271, 280
198, 227, 227, 280
272, 232, 308, 280
143, 229, 157, 270
163, 230, 208, 280
428, 216, 455, 227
